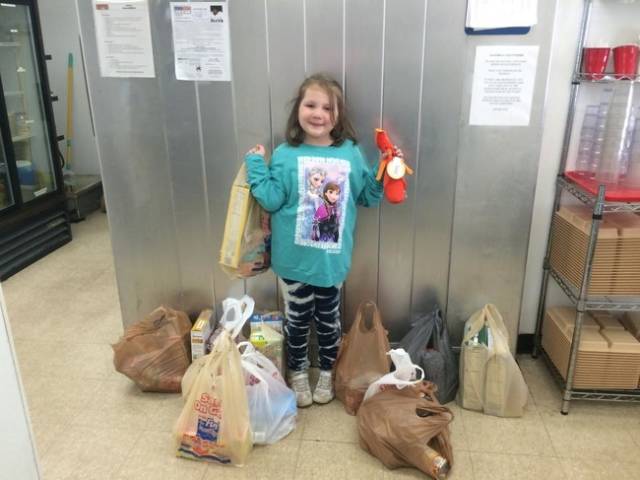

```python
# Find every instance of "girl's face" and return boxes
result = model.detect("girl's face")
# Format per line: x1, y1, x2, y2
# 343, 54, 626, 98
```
310, 173, 324, 189
325, 188, 340, 204
298, 85, 337, 146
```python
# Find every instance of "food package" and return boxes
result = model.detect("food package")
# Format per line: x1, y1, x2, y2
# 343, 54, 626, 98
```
250, 312, 285, 376
219, 164, 271, 279
191, 309, 216, 361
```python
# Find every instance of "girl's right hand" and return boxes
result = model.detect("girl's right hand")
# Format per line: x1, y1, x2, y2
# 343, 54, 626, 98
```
247, 144, 265, 157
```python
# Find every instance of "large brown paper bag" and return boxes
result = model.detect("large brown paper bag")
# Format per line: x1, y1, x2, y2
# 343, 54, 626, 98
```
334, 300, 390, 415
357, 382, 454, 478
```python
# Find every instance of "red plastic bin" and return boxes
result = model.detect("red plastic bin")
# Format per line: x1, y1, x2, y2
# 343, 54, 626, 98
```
565, 171, 640, 202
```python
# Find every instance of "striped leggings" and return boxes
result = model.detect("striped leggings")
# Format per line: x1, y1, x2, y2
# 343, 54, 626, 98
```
279, 278, 342, 372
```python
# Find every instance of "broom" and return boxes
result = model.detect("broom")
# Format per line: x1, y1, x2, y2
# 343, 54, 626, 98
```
63, 52, 75, 189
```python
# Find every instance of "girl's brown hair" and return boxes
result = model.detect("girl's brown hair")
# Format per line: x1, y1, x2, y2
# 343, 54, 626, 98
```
285, 73, 357, 147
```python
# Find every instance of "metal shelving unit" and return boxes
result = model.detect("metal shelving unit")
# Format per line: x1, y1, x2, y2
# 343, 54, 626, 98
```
534, 180, 640, 413
532, 0, 640, 414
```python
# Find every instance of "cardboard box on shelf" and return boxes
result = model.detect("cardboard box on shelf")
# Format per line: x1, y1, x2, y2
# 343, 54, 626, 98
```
542, 306, 640, 389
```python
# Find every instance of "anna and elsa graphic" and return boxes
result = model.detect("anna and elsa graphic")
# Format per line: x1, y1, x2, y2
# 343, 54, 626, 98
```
297, 163, 346, 246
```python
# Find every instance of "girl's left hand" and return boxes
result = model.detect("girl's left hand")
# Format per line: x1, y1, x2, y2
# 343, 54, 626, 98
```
248, 144, 265, 157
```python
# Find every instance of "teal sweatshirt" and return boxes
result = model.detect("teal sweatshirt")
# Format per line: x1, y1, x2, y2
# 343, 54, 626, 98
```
245, 140, 383, 287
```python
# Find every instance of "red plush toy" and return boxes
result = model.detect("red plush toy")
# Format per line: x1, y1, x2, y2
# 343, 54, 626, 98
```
375, 128, 413, 204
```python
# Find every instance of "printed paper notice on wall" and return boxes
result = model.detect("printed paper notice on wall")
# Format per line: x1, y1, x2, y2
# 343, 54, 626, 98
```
469, 46, 539, 126
93, 0, 155, 78
466, 0, 538, 29
170, 2, 231, 81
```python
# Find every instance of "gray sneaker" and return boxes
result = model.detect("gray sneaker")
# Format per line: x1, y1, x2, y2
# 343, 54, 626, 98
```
289, 371, 312, 407
313, 370, 334, 404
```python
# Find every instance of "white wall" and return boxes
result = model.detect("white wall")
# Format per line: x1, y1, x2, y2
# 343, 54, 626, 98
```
520, 0, 583, 333
0, 286, 40, 480
38, 0, 100, 175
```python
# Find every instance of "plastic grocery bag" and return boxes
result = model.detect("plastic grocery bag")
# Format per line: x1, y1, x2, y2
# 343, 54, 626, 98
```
239, 342, 297, 444
458, 304, 528, 417
334, 300, 390, 415
219, 164, 271, 279
400, 307, 459, 404
249, 315, 285, 376
363, 348, 424, 402
181, 296, 255, 397
112, 306, 191, 393
358, 382, 454, 478
175, 296, 254, 465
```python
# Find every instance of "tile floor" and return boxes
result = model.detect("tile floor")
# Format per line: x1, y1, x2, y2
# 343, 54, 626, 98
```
3, 211, 640, 479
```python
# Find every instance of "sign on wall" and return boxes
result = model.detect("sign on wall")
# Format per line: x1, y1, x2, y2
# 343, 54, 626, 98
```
469, 45, 539, 126
93, 0, 156, 78
170, 2, 231, 81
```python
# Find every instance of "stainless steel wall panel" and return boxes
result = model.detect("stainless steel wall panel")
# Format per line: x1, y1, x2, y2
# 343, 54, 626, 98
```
343, 0, 384, 328
198, 81, 243, 310
229, 0, 278, 310
76, 0, 182, 327
446, 0, 558, 349
305, 0, 344, 79
150, 1, 212, 317
377, 0, 427, 340
410, 1, 466, 320
229, 0, 272, 148
266, 0, 306, 146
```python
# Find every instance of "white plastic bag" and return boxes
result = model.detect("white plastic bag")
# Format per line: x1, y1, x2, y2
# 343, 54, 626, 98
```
182, 295, 255, 399
239, 342, 297, 444
459, 304, 528, 417
363, 348, 424, 403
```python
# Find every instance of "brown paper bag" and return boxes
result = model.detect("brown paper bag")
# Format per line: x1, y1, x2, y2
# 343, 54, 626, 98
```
112, 306, 192, 392
334, 300, 390, 415
357, 382, 454, 477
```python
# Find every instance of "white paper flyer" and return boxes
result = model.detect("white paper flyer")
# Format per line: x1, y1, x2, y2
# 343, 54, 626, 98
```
466, 0, 538, 29
469, 45, 539, 126
93, 0, 156, 78
170, 2, 231, 81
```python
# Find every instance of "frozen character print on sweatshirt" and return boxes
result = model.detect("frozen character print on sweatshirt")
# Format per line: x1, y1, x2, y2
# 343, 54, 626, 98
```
295, 156, 350, 251
313, 182, 341, 243
298, 166, 327, 237
306, 167, 326, 208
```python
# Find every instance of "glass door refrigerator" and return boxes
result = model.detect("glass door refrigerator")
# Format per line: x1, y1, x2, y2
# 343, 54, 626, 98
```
0, 0, 71, 280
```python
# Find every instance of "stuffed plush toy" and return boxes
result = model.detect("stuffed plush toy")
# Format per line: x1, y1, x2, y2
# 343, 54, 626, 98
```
375, 128, 413, 204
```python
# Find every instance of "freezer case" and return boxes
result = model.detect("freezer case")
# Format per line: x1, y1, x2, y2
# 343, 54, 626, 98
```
0, 0, 71, 280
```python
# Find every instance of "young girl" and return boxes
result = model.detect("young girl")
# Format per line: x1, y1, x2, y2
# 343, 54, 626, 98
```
245, 73, 398, 407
